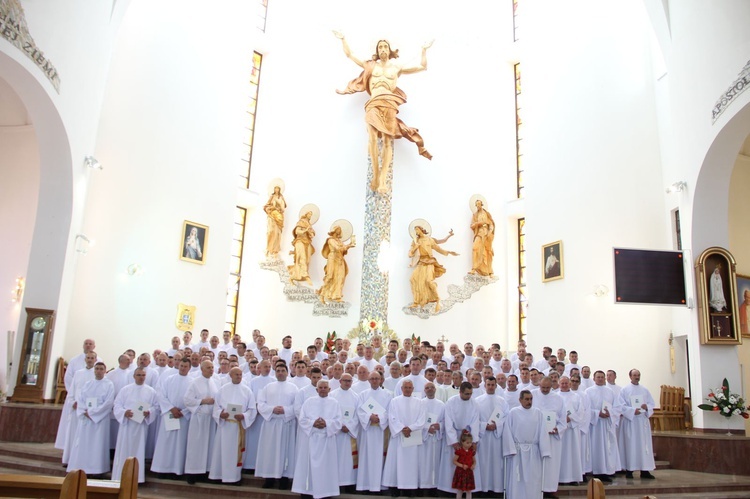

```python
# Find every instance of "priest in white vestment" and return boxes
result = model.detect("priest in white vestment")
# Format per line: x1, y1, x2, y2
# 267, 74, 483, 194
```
68, 362, 115, 475
393, 357, 429, 397
382, 379, 426, 494
330, 374, 360, 492
292, 380, 342, 499
557, 377, 584, 485
112, 368, 158, 483
585, 371, 621, 481
419, 382, 445, 492
151, 358, 193, 477
244, 359, 274, 471
106, 355, 134, 449
475, 376, 509, 495
355, 371, 393, 493
256, 363, 299, 489
618, 369, 656, 479
503, 390, 551, 499
183, 360, 219, 482
533, 377, 567, 496
503, 375, 522, 410
209, 368, 257, 484
55, 339, 99, 450
437, 382, 481, 494
61, 352, 97, 465
571, 375, 593, 475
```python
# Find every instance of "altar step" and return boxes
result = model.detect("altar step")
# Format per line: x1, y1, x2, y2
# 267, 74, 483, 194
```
0, 442, 749, 498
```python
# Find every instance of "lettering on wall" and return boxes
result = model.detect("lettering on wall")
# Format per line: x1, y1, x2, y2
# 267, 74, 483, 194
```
711, 59, 750, 124
0, 0, 61, 93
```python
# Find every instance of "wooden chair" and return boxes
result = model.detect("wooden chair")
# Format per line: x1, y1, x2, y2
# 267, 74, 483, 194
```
650, 384, 685, 431
54, 357, 67, 404
88, 457, 138, 499
587, 477, 605, 498
0, 469, 86, 498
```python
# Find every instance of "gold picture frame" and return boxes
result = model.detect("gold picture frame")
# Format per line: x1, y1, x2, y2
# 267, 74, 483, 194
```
180, 220, 208, 264
695, 246, 742, 345
542, 240, 563, 282
735, 273, 750, 338
176, 303, 196, 331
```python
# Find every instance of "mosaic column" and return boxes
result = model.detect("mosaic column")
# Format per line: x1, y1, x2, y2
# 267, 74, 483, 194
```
359, 154, 393, 325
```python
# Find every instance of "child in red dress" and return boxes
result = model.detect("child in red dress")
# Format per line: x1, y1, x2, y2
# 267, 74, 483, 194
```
452, 430, 476, 499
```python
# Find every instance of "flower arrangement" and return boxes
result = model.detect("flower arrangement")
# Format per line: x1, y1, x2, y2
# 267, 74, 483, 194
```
348, 317, 398, 347
324, 331, 337, 353
697, 378, 749, 419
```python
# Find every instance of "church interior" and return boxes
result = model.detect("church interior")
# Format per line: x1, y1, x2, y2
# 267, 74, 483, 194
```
1, 0, 750, 496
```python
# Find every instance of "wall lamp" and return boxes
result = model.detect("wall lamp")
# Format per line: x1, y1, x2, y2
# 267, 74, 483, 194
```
11, 277, 25, 303
127, 264, 144, 276
75, 234, 93, 254
84, 156, 103, 170
593, 284, 609, 298
666, 181, 687, 194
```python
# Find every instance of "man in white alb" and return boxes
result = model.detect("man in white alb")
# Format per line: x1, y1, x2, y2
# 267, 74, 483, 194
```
183, 360, 219, 483
382, 379, 426, 495
618, 369, 656, 479
151, 358, 193, 478
330, 373, 360, 493
355, 371, 392, 493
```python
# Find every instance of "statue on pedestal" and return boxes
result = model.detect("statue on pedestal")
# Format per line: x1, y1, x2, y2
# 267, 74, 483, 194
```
263, 179, 286, 260
317, 220, 356, 303
288, 204, 319, 286
408, 220, 457, 312
334, 31, 433, 193
469, 195, 495, 276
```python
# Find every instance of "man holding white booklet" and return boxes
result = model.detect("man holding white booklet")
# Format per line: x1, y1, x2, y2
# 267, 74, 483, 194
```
585, 370, 622, 482
112, 367, 158, 483
618, 369, 656, 479
532, 376, 567, 498
382, 379, 426, 496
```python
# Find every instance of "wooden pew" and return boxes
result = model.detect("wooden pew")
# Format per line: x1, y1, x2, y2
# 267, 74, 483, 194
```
0, 457, 138, 499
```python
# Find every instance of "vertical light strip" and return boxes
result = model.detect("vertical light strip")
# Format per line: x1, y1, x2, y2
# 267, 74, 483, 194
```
257, 0, 269, 33
514, 63, 524, 199
518, 218, 527, 342
225, 206, 247, 334
512, 0, 520, 42
239, 52, 263, 189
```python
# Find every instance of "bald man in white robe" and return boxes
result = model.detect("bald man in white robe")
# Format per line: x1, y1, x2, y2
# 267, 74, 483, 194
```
382, 379, 426, 494
151, 358, 193, 477
475, 376, 509, 495
183, 360, 219, 483
419, 382, 445, 492
330, 374, 360, 492
532, 376, 567, 496
243, 359, 274, 472
55, 339, 98, 450
106, 354, 133, 450
209, 368, 257, 484
61, 351, 97, 466
112, 367, 158, 483
292, 380, 342, 499
618, 369, 656, 479
558, 376, 584, 485
355, 371, 392, 493
586, 370, 621, 481
68, 362, 115, 476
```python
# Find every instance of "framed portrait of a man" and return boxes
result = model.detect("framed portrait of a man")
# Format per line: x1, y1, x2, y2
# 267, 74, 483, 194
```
542, 241, 563, 282
736, 274, 750, 338
180, 220, 208, 264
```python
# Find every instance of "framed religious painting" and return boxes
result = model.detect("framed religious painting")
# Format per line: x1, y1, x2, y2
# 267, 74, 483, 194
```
736, 274, 750, 338
180, 220, 208, 264
695, 247, 742, 345
542, 241, 563, 282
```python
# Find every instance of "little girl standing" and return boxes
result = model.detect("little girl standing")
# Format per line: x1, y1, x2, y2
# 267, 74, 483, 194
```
452, 430, 476, 499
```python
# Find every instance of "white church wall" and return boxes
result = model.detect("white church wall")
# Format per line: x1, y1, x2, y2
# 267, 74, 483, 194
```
239, 0, 518, 350
1, 0, 130, 397
519, 1, 675, 396
659, 0, 750, 429
0, 125, 39, 393
63, 0, 258, 364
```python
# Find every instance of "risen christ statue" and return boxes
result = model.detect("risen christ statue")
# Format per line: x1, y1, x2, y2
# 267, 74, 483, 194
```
334, 31, 433, 193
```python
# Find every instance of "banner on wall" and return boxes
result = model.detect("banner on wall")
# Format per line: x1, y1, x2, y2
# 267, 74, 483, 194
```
0, 0, 61, 93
